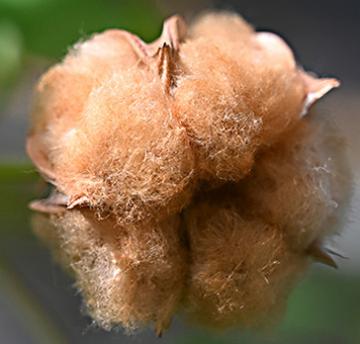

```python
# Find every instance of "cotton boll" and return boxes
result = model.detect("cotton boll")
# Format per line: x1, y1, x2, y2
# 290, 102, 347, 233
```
184, 192, 308, 328
27, 12, 345, 334
53, 69, 194, 224
32, 210, 187, 334
241, 116, 351, 250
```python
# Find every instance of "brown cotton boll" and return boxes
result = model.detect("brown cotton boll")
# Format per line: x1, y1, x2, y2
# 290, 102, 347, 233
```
240, 116, 351, 251
184, 193, 308, 329
32, 209, 187, 334
27, 13, 345, 334
52, 69, 194, 224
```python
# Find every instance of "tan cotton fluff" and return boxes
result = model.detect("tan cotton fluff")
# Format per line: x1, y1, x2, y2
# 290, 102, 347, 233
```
184, 190, 308, 328
175, 13, 309, 181
33, 210, 187, 334
53, 69, 194, 225
240, 116, 352, 251
28, 12, 349, 335
29, 36, 195, 225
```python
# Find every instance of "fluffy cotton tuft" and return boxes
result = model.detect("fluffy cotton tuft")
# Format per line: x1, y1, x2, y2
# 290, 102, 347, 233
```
53, 69, 195, 225
240, 116, 351, 250
184, 191, 308, 328
33, 210, 187, 334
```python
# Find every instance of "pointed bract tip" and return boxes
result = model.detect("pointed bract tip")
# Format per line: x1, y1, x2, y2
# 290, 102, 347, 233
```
307, 243, 338, 269
300, 72, 340, 117
29, 199, 66, 214
67, 195, 89, 209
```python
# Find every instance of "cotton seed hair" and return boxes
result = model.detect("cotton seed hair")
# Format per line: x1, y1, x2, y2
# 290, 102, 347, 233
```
28, 12, 350, 335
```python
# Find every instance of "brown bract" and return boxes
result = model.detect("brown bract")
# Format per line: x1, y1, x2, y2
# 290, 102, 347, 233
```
28, 12, 349, 335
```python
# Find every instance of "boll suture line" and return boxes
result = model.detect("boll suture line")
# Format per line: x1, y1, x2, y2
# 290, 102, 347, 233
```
28, 12, 350, 335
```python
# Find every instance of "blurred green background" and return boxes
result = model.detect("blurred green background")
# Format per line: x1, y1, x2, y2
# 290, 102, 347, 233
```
0, 0, 359, 343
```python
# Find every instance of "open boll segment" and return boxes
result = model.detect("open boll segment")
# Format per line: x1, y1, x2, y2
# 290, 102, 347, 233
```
27, 15, 195, 224
175, 12, 339, 181
32, 209, 187, 335
51, 69, 195, 225
184, 192, 309, 328
240, 115, 351, 255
